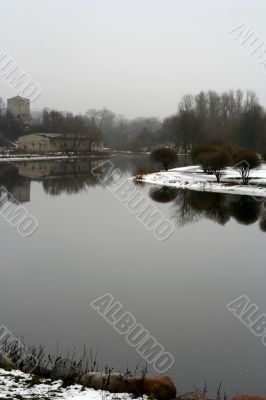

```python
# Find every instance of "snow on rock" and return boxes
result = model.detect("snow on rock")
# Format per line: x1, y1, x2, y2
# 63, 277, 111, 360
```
0, 368, 142, 400
137, 165, 266, 197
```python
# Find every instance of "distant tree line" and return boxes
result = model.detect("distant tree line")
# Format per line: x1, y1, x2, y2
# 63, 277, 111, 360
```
0, 101, 102, 142
82, 90, 266, 153
85, 108, 162, 151
161, 89, 266, 154
1, 89, 266, 153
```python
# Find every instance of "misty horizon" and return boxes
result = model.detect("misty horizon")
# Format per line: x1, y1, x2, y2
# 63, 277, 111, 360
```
1, 0, 266, 119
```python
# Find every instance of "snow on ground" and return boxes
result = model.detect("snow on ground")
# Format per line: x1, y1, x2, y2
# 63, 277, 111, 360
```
138, 164, 266, 197
0, 154, 105, 163
0, 368, 141, 400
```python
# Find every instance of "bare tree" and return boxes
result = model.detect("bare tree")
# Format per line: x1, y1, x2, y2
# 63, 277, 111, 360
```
199, 148, 232, 182
0, 98, 5, 117
234, 149, 260, 184
151, 147, 178, 171
62, 135, 82, 154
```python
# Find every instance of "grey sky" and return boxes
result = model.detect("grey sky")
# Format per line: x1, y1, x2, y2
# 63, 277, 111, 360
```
1, 0, 266, 118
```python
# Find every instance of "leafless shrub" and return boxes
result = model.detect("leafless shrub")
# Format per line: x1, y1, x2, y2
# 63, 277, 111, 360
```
151, 147, 178, 171
199, 148, 232, 182
234, 149, 260, 184
135, 164, 158, 179
191, 144, 217, 164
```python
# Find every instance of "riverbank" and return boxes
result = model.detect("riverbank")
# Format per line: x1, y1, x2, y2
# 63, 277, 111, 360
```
136, 164, 266, 197
0, 368, 142, 399
1, 368, 265, 400
0, 152, 110, 163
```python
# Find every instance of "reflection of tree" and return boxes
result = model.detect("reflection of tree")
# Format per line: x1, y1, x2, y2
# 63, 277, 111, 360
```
41, 160, 107, 195
168, 189, 264, 230
149, 186, 178, 203
43, 176, 87, 195
172, 189, 201, 227
172, 190, 230, 227
189, 192, 230, 225
133, 179, 145, 187
229, 196, 260, 225
42, 173, 101, 196
259, 211, 266, 232
0, 165, 20, 191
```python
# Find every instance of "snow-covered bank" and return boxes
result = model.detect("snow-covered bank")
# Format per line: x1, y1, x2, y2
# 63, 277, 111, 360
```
137, 165, 266, 197
0, 368, 142, 400
0, 153, 109, 163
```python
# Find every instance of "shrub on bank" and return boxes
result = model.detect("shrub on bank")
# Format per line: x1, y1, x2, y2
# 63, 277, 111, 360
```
135, 164, 158, 179
191, 144, 217, 164
199, 148, 232, 182
191, 142, 261, 184
261, 149, 266, 161
233, 149, 260, 184
150, 147, 178, 171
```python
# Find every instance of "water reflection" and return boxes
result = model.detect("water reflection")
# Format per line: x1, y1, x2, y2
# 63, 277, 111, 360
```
0, 165, 31, 203
148, 186, 266, 232
0, 156, 265, 394
1, 159, 266, 233
229, 196, 260, 225
0, 159, 110, 199
149, 186, 178, 203
0, 154, 186, 200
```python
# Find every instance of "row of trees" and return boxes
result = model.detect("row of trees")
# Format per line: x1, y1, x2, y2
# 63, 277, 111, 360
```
149, 143, 261, 185
0, 101, 103, 142
161, 90, 266, 153
85, 109, 161, 151
191, 143, 260, 184
1, 89, 266, 153
79, 90, 266, 153
36, 109, 102, 139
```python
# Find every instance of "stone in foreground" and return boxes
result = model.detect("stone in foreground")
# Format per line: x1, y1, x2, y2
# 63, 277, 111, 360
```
232, 396, 266, 400
78, 372, 176, 400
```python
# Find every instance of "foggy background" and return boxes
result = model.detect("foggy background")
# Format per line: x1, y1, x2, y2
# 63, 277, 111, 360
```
0, 0, 266, 118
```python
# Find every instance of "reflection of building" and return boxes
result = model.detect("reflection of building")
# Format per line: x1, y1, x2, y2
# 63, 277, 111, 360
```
10, 181, 31, 203
18, 133, 104, 153
7, 95, 30, 121
16, 159, 104, 179
0, 165, 31, 203
17, 161, 52, 179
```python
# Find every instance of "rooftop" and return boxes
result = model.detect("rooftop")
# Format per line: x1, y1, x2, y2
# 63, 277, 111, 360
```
37, 133, 67, 138
19, 133, 103, 141
7, 95, 30, 102
22, 133, 103, 140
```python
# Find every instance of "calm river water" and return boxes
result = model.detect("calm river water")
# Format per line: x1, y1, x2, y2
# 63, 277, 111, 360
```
0, 155, 265, 396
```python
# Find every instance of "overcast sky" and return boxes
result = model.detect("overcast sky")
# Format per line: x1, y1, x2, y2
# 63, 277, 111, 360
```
0, 0, 266, 119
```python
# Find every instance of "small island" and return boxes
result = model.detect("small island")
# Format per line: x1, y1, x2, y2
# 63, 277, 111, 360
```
135, 144, 266, 198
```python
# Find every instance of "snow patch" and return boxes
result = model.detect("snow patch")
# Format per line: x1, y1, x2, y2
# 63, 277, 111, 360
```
136, 165, 266, 197
0, 368, 142, 400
